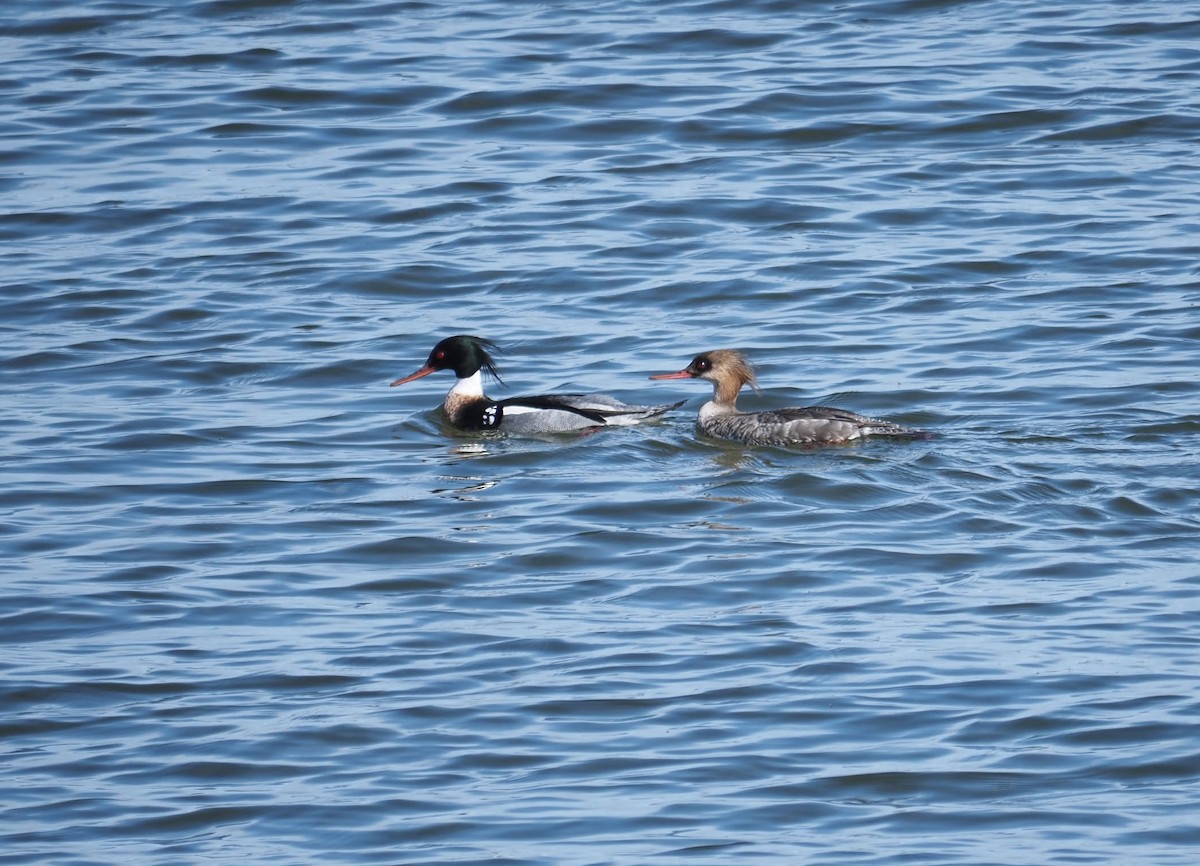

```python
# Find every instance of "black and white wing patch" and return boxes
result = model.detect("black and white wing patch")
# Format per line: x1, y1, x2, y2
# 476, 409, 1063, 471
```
479, 403, 502, 429
455, 400, 503, 429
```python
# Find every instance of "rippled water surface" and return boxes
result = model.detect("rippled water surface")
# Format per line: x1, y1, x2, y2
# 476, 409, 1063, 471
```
4, 1, 1200, 863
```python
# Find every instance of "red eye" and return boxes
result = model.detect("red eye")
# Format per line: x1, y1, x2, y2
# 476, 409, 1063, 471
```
435, 351, 445, 360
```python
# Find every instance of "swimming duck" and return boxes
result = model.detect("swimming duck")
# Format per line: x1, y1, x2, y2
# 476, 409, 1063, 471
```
650, 349, 934, 446
392, 335, 684, 434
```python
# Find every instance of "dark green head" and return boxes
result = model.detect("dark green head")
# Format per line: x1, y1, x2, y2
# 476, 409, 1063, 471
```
391, 335, 503, 386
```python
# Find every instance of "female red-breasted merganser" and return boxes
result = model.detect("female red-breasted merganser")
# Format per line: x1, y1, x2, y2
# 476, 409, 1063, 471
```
650, 349, 934, 446
392, 335, 684, 434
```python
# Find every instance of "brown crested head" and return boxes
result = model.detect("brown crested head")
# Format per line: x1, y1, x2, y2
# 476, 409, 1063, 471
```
650, 349, 759, 405
696, 347, 748, 381
684, 349, 756, 389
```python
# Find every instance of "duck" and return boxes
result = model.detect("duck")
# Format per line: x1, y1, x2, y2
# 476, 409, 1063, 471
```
391, 335, 684, 434
650, 349, 934, 446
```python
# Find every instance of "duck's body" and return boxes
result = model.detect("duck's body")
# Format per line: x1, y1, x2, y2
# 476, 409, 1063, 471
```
392, 335, 683, 434
651, 349, 933, 447
695, 401, 927, 447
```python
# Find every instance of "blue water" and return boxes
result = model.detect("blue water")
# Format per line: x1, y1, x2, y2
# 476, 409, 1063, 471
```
3, 1, 1200, 864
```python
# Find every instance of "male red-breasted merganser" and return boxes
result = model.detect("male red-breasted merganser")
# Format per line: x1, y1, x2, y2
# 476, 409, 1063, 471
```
650, 349, 934, 446
392, 335, 684, 434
